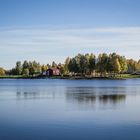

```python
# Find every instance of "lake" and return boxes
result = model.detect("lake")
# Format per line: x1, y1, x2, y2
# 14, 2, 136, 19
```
0, 79, 140, 140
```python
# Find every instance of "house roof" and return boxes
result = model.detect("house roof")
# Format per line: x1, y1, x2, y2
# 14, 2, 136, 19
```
47, 68, 60, 71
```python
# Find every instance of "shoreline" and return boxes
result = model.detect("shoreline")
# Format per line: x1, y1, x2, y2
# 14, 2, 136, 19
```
0, 74, 140, 80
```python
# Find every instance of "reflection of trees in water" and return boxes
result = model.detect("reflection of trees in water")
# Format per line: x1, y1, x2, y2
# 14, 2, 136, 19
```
66, 87, 126, 105
16, 86, 63, 100
76, 95, 96, 103
16, 91, 56, 100
99, 94, 126, 104
17, 91, 38, 99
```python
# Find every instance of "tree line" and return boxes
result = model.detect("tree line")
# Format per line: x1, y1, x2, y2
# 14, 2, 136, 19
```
0, 53, 140, 77
64, 53, 140, 77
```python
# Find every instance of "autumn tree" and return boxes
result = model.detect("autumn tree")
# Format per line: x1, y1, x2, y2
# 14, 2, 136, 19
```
0, 67, 5, 76
64, 57, 71, 74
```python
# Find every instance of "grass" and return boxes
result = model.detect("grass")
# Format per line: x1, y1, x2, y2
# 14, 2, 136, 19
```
0, 74, 139, 79
117, 74, 140, 79
0, 75, 32, 79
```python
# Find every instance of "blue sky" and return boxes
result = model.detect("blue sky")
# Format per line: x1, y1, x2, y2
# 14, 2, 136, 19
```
0, 0, 140, 68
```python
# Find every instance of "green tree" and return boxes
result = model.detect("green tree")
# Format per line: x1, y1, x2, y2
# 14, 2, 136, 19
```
29, 62, 35, 76
89, 53, 96, 75
22, 68, 29, 76
15, 61, 22, 75
22, 60, 29, 69
68, 58, 79, 74
118, 56, 128, 73
29, 61, 41, 76
96, 53, 108, 77
76, 54, 88, 75
127, 59, 139, 73
22, 60, 29, 75
52, 61, 57, 68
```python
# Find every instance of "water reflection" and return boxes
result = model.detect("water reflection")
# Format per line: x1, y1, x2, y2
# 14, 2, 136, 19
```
17, 91, 39, 99
66, 87, 126, 106
16, 91, 56, 100
99, 94, 126, 104
1, 79, 140, 140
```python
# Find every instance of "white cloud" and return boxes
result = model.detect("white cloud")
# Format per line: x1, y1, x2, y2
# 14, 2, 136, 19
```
0, 26, 140, 68
94, 27, 140, 34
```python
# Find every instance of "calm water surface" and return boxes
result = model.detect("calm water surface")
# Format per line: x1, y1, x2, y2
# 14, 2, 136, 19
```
0, 79, 140, 140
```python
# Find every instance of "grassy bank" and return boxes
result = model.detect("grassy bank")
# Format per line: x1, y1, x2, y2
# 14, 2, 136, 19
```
65, 74, 140, 80
0, 74, 139, 79
116, 74, 140, 79
0, 75, 32, 79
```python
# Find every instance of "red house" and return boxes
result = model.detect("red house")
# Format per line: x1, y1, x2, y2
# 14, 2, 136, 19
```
44, 68, 60, 76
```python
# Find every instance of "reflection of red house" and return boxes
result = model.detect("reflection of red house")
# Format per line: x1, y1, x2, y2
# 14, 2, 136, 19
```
45, 68, 60, 76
